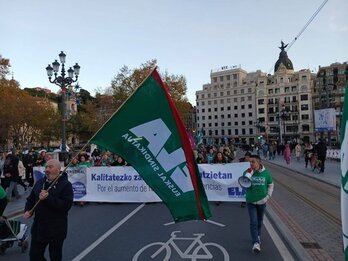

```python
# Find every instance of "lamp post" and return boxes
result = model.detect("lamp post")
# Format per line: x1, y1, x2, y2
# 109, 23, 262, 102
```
46, 51, 80, 154
278, 103, 289, 144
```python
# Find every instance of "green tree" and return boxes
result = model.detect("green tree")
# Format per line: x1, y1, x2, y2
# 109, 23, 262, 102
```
110, 59, 192, 120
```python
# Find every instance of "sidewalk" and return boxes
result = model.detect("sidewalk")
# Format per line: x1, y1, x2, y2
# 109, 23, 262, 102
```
258, 151, 341, 188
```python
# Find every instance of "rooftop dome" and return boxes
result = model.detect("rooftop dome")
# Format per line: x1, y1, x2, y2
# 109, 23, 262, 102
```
274, 41, 294, 73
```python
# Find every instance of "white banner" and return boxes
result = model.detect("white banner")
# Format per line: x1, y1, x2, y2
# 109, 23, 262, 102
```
34, 162, 249, 202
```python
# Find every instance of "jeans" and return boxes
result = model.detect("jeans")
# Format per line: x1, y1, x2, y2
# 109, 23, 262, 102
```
6, 181, 19, 200
247, 203, 266, 244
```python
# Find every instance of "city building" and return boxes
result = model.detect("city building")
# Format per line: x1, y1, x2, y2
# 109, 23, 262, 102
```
196, 41, 317, 146
314, 62, 348, 144
196, 66, 261, 145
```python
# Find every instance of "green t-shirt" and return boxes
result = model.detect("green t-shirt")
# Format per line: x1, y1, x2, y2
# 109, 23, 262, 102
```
0, 185, 6, 199
245, 167, 273, 203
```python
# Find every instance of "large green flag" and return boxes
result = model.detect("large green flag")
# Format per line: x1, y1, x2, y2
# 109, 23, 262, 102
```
341, 76, 348, 260
91, 68, 211, 222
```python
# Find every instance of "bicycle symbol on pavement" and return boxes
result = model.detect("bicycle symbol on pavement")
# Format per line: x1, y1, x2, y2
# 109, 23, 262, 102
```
133, 230, 229, 260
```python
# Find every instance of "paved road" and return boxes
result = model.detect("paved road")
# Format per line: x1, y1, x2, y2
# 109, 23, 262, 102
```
4, 201, 292, 261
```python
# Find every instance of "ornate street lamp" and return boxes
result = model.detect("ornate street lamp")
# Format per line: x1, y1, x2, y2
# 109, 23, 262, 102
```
46, 51, 80, 155
277, 104, 290, 144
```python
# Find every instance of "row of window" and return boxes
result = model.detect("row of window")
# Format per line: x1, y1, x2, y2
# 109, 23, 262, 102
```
198, 88, 253, 100
212, 74, 239, 83
197, 96, 253, 106
198, 113, 253, 121
197, 104, 253, 113
199, 124, 310, 136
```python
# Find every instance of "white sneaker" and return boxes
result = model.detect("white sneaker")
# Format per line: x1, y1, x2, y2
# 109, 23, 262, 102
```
252, 242, 261, 253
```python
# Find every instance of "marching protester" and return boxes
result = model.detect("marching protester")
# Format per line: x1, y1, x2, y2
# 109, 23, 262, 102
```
244, 155, 274, 253
283, 143, 291, 165
3, 149, 20, 201
24, 159, 73, 261
23, 148, 37, 187
315, 139, 327, 173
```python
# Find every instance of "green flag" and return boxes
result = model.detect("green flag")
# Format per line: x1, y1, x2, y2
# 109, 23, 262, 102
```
341, 76, 348, 260
91, 68, 211, 222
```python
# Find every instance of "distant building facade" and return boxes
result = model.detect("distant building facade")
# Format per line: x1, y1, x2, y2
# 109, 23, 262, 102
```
196, 42, 317, 146
314, 62, 348, 144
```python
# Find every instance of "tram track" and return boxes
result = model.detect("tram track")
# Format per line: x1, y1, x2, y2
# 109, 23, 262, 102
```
272, 175, 341, 228
263, 161, 342, 260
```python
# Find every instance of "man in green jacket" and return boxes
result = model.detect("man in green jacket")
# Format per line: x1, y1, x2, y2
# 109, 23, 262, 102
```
244, 154, 274, 254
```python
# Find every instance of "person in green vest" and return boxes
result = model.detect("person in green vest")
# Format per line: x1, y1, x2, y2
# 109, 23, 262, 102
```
0, 185, 7, 216
244, 154, 274, 254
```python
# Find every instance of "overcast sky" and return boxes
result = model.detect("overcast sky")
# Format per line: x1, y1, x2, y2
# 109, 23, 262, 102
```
1, 0, 347, 104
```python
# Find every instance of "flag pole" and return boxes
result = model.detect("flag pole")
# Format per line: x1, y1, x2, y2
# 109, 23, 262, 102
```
28, 66, 159, 216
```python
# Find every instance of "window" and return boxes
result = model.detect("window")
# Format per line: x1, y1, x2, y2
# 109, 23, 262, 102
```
220, 107, 224, 111
301, 104, 309, 111
227, 106, 231, 110
235, 129, 239, 135
227, 114, 231, 118
268, 89, 273, 94
235, 122, 238, 126
215, 122, 218, 126
249, 120, 253, 125
258, 99, 264, 105
234, 98, 238, 102
214, 115, 218, 119
221, 114, 224, 119
275, 88, 280, 94
234, 90, 237, 95
202, 116, 205, 120
220, 92, 223, 96
234, 113, 238, 118
291, 86, 297, 92
228, 122, 231, 126
301, 114, 309, 120
301, 94, 308, 101
241, 121, 245, 125
220, 99, 224, 104
202, 108, 205, 113
228, 129, 232, 135
214, 100, 217, 105
220, 76, 224, 81
208, 123, 211, 127
302, 124, 309, 131
241, 113, 245, 118
248, 96, 252, 101
241, 97, 245, 102
201, 101, 205, 106
242, 129, 246, 135
248, 112, 252, 117
215, 130, 218, 135
208, 93, 211, 98
233, 74, 237, 80
214, 93, 217, 97
301, 85, 308, 91
214, 108, 218, 112
285, 87, 290, 93
248, 104, 252, 109
258, 108, 265, 114
241, 105, 245, 109
208, 101, 211, 105
241, 89, 244, 94
226, 75, 230, 80
248, 88, 252, 93
213, 77, 217, 83
221, 129, 225, 135
208, 115, 211, 119
301, 75, 307, 82
249, 128, 254, 135
208, 108, 211, 112
227, 98, 231, 103
227, 91, 230, 95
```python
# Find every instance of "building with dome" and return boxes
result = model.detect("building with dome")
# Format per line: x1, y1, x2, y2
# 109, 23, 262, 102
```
195, 41, 316, 145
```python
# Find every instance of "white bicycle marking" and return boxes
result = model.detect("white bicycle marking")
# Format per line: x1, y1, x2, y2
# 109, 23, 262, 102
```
133, 230, 229, 261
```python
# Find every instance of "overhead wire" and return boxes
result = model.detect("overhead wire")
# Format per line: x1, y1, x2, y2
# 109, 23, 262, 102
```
286, 0, 328, 52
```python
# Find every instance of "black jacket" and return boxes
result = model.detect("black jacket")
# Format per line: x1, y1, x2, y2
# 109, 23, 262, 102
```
25, 172, 73, 242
